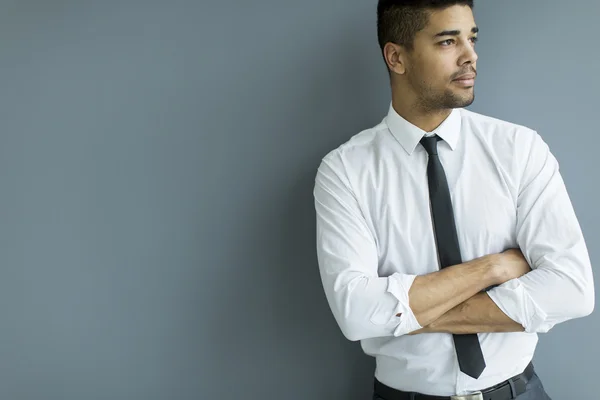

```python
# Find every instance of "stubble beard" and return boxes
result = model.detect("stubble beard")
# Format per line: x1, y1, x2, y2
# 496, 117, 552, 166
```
410, 77, 475, 112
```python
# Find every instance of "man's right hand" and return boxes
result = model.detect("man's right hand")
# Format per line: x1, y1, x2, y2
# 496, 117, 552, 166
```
494, 248, 532, 283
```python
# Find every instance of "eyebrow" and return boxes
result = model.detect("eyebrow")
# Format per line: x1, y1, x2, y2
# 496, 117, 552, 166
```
433, 26, 479, 38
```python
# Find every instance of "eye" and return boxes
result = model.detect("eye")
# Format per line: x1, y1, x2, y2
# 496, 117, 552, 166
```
439, 39, 455, 46
470, 36, 479, 44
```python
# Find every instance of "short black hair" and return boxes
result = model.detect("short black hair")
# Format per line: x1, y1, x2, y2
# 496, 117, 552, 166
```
377, 0, 474, 65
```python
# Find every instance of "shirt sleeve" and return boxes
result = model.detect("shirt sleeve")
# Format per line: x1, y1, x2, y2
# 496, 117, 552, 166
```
487, 130, 595, 333
313, 152, 422, 341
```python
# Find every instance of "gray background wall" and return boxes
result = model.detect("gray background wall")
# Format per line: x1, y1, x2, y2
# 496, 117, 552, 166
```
0, 1, 596, 399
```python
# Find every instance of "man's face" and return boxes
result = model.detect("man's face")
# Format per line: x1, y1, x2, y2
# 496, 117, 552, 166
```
403, 5, 479, 111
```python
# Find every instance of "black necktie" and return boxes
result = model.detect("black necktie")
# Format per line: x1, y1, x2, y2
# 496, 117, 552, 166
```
420, 134, 486, 379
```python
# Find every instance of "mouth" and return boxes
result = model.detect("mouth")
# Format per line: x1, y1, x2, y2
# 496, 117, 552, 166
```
453, 74, 476, 87
453, 77, 475, 86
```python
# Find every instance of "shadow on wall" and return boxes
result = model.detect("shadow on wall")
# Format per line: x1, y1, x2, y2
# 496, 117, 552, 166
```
272, 20, 389, 400
203, 18, 386, 399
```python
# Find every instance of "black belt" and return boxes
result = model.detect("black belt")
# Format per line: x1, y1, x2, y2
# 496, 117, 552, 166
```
374, 363, 534, 400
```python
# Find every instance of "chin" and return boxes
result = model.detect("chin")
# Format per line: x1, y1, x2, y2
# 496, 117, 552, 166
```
454, 91, 475, 107
458, 97, 475, 108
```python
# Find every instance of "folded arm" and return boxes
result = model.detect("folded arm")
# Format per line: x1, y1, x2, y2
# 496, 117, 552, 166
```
485, 131, 595, 333
314, 152, 509, 341
415, 131, 595, 335
410, 291, 524, 335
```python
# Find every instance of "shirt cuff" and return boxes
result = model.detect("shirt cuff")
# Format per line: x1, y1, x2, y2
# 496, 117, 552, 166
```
487, 278, 549, 333
386, 273, 423, 336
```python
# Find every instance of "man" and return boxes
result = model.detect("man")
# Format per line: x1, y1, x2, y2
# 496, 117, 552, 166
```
313, 1, 595, 399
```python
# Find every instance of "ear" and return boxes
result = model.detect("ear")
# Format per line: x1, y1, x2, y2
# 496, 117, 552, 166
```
384, 42, 407, 75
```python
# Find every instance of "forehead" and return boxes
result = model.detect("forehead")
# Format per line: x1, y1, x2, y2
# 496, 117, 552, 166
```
421, 5, 476, 34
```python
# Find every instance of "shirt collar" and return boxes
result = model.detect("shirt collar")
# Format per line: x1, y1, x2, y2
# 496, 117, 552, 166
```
385, 102, 462, 155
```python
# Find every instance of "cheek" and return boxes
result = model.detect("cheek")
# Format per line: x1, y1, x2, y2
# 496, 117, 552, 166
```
432, 60, 455, 82
416, 55, 452, 84
420, 66, 450, 88
423, 51, 458, 79
409, 52, 455, 89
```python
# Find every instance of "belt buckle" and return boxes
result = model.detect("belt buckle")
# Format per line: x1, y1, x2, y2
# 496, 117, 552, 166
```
450, 391, 483, 400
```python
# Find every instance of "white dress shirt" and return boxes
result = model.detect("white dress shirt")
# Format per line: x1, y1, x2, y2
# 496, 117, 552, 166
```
313, 103, 595, 396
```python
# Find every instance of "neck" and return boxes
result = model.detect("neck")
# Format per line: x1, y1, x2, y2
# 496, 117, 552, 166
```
391, 94, 453, 133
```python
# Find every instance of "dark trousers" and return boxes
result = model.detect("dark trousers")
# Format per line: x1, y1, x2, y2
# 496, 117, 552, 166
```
373, 371, 552, 400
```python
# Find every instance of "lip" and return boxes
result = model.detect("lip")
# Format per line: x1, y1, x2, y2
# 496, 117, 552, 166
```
453, 73, 476, 81
454, 78, 475, 86
453, 74, 476, 87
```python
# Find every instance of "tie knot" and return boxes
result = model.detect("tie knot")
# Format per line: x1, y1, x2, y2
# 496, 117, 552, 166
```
420, 135, 441, 156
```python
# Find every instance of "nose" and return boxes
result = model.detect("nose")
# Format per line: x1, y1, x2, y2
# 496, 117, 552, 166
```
459, 41, 478, 65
